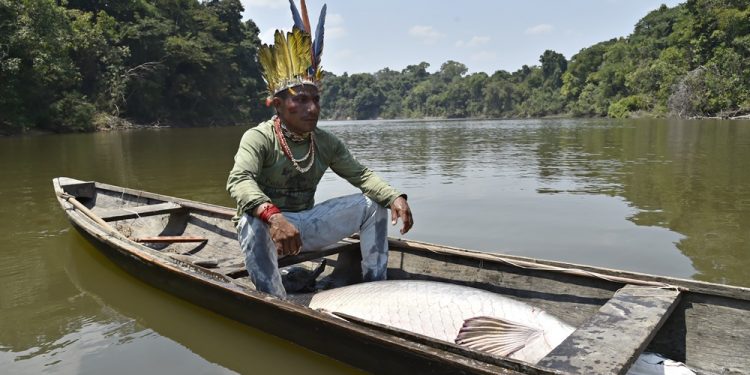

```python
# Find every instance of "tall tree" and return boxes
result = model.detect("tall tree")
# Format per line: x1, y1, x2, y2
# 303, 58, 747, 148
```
540, 50, 567, 89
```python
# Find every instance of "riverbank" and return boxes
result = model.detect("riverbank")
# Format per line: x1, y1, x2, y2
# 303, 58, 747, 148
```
690, 108, 750, 120
91, 113, 176, 132
1, 114, 196, 137
4, 110, 750, 137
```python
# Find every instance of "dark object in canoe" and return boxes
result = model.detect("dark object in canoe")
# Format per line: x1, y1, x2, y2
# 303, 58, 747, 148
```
53, 177, 750, 375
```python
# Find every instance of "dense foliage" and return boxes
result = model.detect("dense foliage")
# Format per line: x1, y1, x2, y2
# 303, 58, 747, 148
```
321, 0, 749, 120
0, 0, 267, 134
1, 0, 748, 134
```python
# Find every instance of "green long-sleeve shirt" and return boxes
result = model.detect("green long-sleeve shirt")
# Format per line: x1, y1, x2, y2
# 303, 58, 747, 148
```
227, 119, 402, 219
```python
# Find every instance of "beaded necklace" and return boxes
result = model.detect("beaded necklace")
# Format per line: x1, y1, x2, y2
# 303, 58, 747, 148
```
273, 116, 316, 173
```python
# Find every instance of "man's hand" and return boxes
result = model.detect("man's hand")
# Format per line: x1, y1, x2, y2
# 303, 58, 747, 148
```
267, 214, 302, 256
390, 196, 413, 235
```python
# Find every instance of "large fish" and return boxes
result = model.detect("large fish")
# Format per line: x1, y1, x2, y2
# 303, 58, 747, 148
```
308, 280, 694, 375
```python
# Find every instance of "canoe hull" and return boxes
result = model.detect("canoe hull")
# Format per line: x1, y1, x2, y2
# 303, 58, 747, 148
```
54, 177, 750, 375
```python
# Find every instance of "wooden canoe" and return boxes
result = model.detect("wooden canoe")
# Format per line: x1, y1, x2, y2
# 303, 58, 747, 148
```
53, 177, 750, 374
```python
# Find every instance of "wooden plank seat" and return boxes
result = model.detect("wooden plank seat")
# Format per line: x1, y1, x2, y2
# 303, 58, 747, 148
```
97, 202, 184, 221
133, 236, 208, 243
537, 284, 681, 374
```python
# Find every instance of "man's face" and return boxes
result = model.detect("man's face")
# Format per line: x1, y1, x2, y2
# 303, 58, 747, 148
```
273, 85, 320, 134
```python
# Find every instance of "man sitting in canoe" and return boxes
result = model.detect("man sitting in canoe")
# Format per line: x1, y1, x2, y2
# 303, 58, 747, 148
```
226, 0, 413, 299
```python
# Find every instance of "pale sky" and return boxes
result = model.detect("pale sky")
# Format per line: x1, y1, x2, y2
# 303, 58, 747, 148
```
241, 0, 685, 75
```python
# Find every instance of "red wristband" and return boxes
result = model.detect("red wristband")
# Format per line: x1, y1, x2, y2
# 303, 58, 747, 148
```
258, 204, 282, 223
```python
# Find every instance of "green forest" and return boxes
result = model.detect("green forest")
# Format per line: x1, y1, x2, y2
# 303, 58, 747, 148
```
1, 0, 748, 134
0, 0, 267, 134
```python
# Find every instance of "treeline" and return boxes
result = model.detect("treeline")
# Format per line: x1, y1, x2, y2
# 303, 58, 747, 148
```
321, 0, 749, 120
1, 0, 748, 135
0, 0, 268, 134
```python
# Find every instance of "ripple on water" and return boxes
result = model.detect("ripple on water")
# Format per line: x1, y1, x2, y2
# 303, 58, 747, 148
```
2, 317, 235, 374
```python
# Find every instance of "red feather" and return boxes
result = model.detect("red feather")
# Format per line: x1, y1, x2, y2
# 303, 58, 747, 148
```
300, 0, 316, 74
300, 0, 312, 33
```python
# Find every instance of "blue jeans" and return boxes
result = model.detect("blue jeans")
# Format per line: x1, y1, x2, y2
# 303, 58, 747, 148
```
237, 193, 389, 298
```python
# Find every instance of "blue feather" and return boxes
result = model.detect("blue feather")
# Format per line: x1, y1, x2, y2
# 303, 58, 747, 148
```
312, 4, 327, 69
289, 0, 305, 31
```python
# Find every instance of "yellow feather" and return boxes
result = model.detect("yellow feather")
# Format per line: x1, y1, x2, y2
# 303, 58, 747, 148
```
289, 28, 312, 76
274, 30, 289, 84
258, 44, 275, 91
298, 30, 313, 73
285, 30, 299, 76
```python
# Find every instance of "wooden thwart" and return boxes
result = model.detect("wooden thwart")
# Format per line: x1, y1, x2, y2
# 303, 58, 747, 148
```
98, 202, 184, 221
538, 284, 681, 374
133, 236, 208, 243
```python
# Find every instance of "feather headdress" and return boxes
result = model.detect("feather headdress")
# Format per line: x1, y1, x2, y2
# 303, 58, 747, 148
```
258, 0, 327, 101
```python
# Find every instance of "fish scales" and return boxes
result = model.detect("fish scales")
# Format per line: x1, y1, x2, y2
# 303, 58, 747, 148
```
309, 280, 573, 363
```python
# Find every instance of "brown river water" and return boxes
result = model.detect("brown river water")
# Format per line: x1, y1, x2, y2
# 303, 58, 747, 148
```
1, 118, 749, 374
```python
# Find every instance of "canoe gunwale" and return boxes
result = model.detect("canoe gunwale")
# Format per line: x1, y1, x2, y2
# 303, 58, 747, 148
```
388, 238, 750, 302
